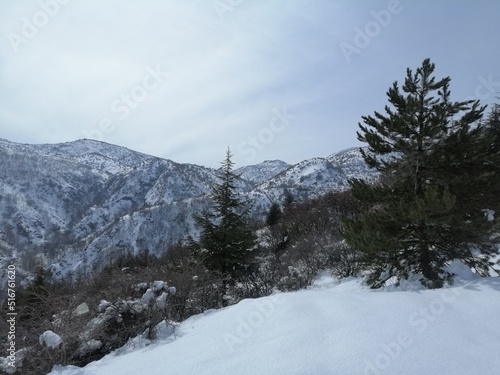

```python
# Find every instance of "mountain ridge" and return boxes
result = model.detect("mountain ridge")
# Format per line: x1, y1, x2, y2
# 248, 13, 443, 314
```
0, 138, 377, 281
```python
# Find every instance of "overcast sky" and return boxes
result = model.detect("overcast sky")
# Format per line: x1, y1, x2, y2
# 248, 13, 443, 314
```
0, 1, 499, 168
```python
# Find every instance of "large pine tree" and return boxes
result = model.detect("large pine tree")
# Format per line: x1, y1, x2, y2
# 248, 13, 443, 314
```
342, 59, 499, 287
191, 149, 256, 287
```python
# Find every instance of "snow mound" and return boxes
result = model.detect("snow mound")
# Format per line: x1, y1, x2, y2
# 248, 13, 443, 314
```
443, 260, 481, 282
40, 330, 62, 348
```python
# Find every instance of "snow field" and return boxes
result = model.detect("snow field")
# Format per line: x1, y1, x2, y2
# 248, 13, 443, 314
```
50, 271, 500, 375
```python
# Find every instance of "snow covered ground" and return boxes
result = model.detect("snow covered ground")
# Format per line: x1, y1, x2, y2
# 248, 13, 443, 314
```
50, 264, 500, 375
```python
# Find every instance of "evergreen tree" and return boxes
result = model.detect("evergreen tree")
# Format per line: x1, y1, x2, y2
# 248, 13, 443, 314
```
266, 202, 282, 227
282, 188, 295, 218
341, 59, 499, 287
190, 149, 256, 290
477, 103, 500, 234
483, 103, 500, 154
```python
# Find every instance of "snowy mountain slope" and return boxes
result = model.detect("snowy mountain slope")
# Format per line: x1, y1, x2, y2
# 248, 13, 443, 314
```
0, 138, 154, 177
253, 148, 376, 203
327, 146, 379, 182
49, 269, 500, 375
235, 160, 291, 185
0, 139, 377, 278
0, 144, 106, 248
0, 139, 212, 278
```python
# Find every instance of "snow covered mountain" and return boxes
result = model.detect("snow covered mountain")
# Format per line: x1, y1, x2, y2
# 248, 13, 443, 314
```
235, 160, 291, 185
250, 147, 379, 204
0, 138, 377, 279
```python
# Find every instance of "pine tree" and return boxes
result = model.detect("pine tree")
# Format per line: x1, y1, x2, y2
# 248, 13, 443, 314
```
341, 59, 499, 287
477, 103, 500, 235
483, 103, 500, 154
266, 202, 282, 227
190, 149, 256, 295
283, 189, 295, 209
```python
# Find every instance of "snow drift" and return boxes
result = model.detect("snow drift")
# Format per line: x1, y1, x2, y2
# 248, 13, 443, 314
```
50, 267, 500, 375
